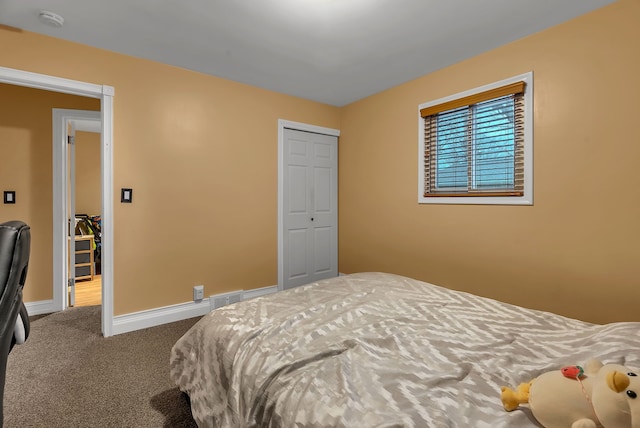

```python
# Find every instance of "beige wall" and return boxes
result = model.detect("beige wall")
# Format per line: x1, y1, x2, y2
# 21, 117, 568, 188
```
0, 84, 100, 301
2, 0, 637, 324
74, 131, 101, 216
0, 28, 340, 315
339, 0, 640, 324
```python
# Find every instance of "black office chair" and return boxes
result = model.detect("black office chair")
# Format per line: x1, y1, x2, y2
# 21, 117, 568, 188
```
0, 221, 30, 426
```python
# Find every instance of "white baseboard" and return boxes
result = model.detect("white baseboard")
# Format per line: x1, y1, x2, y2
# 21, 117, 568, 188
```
25, 286, 280, 336
111, 299, 211, 336
25, 299, 56, 316
244, 284, 278, 300
111, 284, 279, 336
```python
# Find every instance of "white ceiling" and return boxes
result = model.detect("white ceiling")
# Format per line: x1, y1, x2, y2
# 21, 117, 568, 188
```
0, 0, 616, 106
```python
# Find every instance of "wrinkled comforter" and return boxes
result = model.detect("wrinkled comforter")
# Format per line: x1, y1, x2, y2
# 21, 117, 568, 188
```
170, 272, 640, 427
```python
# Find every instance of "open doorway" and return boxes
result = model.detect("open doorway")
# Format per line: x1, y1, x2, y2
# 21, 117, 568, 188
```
53, 109, 102, 310
1, 65, 115, 337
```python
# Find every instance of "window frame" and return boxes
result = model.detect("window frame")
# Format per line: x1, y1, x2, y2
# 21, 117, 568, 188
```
418, 72, 533, 205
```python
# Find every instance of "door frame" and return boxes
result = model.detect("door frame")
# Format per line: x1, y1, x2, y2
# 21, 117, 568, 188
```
277, 119, 340, 291
0, 65, 115, 337
52, 108, 101, 310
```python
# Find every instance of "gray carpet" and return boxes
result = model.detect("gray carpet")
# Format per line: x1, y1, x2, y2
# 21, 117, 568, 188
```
4, 306, 201, 427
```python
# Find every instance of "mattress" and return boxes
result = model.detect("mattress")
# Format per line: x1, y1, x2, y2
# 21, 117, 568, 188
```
170, 272, 640, 427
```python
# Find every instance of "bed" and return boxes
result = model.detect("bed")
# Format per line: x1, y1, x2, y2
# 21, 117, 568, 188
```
170, 272, 640, 427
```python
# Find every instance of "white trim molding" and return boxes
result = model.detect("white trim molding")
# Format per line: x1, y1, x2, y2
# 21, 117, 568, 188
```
112, 300, 212, 336
0, 66, 104, 97
29, 286, 280, 336
243, 284, 278, 300
111, 285, 279, 336
100, 88, 115, 337
25, 300, 56, 316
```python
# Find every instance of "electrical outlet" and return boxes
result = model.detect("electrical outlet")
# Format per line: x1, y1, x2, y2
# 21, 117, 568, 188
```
193, 285, 204, 301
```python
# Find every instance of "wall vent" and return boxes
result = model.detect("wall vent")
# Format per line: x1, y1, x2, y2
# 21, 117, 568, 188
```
210, 290, 244, 310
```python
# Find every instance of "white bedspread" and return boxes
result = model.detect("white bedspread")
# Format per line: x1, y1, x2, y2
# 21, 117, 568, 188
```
170, 272, 640, 427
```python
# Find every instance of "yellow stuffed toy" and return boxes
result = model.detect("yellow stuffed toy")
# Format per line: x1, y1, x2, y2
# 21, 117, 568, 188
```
501, 359, 640, 428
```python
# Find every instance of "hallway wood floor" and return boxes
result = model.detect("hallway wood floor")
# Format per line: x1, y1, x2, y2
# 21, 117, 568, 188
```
74, 274, 101, 307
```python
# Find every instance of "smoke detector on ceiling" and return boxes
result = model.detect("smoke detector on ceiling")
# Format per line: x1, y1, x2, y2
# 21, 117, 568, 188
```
38, 11, 65, 28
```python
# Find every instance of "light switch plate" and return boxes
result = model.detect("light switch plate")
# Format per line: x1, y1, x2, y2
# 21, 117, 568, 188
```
121, 188, 133, 203
3, 191, 15, 204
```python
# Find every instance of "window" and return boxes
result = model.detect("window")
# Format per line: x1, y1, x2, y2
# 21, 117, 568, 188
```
418, 72, 533, 205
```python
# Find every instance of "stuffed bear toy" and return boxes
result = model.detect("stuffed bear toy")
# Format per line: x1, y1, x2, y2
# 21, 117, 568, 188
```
501, 359, 640, 428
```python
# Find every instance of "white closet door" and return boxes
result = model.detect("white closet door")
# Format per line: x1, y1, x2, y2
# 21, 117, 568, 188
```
283, 129, 338, 290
